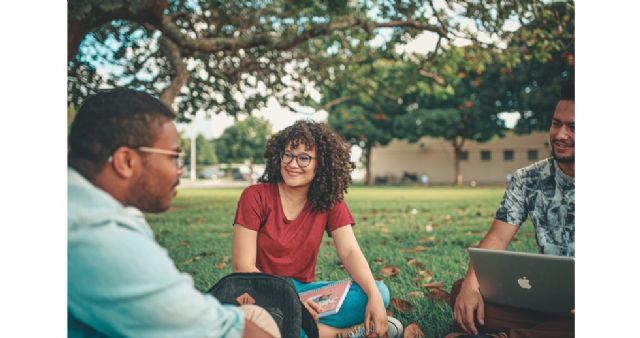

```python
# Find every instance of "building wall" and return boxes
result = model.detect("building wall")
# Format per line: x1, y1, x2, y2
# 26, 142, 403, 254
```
370, 131, 550, 185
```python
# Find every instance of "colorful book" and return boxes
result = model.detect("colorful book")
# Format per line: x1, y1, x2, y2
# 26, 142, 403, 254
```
298, 279, 353, 317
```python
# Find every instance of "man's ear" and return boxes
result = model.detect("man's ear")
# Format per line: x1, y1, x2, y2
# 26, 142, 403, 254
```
110, 146, 140, 179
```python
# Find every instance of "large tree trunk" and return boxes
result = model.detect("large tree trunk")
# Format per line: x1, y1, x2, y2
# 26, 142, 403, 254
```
452, 137, 466, 187
365, 144, 373, 186
453, 146, 462, 187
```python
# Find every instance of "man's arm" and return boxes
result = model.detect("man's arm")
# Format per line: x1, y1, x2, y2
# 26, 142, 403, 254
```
454, 219, 519, 335
68, 223, 246, 338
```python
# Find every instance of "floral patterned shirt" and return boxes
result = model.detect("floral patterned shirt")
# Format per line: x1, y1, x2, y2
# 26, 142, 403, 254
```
495, 158, 575, 256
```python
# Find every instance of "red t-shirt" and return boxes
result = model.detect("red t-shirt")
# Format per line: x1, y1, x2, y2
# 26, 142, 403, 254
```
233, 183, 355, 282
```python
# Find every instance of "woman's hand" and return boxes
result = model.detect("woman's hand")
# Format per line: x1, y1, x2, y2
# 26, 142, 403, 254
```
364, 293, 387, 337
301, 299, 323, 322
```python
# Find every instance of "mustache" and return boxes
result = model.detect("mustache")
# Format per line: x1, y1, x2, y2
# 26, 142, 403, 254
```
552, 140, 574, 147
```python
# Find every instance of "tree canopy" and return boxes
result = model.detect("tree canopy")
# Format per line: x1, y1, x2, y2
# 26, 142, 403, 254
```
322, 1, 573, 185
68, 0, 570, 120
214, 115, 272, 165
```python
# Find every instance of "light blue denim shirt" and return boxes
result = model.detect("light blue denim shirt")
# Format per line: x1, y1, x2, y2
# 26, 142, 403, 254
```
68, 168, 244, 338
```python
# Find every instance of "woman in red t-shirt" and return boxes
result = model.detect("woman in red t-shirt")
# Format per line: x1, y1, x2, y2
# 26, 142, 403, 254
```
232, 120, 395, 338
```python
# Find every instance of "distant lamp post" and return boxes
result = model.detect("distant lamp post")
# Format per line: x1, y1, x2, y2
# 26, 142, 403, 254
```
190, 124, 196, 181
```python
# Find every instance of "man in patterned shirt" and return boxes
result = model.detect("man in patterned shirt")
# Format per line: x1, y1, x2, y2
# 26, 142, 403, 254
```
447, 82, 575, 338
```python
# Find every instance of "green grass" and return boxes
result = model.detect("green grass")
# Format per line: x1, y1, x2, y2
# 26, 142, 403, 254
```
146, 186, 537, 338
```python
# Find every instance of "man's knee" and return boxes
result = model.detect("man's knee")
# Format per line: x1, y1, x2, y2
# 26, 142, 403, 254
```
240, 304, 281, 338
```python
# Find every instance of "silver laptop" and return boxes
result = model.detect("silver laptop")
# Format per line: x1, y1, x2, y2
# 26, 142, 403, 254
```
468, 247, 574, 316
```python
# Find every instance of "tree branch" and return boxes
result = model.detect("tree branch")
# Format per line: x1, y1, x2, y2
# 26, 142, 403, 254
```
158, 37, 189, 108
157, 16, 449, 54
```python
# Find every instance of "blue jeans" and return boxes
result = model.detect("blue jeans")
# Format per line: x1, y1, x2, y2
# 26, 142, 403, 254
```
290, 278, 390, 337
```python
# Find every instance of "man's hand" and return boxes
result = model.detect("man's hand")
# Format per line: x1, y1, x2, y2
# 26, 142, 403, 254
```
302, 299, 323, 322
453, 284, 485, 335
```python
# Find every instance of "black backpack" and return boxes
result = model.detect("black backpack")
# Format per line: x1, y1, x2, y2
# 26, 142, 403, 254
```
207, 272, 319, 338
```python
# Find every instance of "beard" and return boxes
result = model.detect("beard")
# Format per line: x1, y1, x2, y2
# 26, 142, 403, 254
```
552, 148, 575, 164
129, 172, 175, 213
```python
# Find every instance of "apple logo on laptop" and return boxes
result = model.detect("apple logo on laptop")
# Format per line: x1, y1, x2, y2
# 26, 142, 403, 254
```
517, 277, 532, 290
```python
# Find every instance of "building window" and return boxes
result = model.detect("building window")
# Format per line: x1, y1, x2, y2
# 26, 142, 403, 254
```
503, 149, 514, 161
528, 149, 539, 161
459, 150, 469, 161
480, 150, 491, 161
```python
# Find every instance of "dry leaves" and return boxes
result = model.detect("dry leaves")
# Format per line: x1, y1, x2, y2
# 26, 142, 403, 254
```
414, 270, 433, 283
373, 258, 387, 265
406, 259, 424, 268
426, 288, 451, 303
216, 262, 227, 269
407, 291, 424, 298
400, 246, 428, 253
380, 265, 401, 277
419, 236, 437, 243
422, 281, 444, 289
403, 323, 426, 338
179, 241, 190, 247
389, 298, 413, 313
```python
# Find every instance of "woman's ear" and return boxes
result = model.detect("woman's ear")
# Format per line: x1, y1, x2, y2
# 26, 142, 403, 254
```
109, 146, 139, 179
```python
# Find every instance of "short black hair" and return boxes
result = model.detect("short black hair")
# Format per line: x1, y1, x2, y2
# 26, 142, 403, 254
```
68, 88, 175, 176
560, 80, 574, 101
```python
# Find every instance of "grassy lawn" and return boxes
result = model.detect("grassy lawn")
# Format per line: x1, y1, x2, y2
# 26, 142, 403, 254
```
147, 186, 538, 338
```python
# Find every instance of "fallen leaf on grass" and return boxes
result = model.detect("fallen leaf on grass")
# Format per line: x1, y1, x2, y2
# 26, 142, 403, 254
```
445, 215, 452, 223
419, 236, 437, 243
406, 259, 424, 268
179, 241, 190, 247
182, 251, 213, 265
403, 323, 426, 338
380, 227, 390, 235
215, 262, 227, 269
407, 291, 424, 298
422, 281, 445, 290
373, 258, 387, 265
425, 224, 433, 232
183, 255, 202, 265
414, 270, 433, 283
400, 246, 428, 253
389, 298, 413, 313
380, 265, 401, 277
426, 288, 451, 303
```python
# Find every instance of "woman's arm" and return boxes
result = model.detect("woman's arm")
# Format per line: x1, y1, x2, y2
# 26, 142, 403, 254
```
331, 225, 387, 337
232, 224, 261, 273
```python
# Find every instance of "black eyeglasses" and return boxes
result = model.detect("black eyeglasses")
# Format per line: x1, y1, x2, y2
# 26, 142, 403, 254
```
281, 151, 315, 168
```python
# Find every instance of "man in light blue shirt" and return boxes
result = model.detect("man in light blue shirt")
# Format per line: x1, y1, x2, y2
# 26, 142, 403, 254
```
68, 88, 279, 338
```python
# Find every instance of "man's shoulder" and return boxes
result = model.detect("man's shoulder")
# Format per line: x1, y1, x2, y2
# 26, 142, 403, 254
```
68, 168, 151, 237
513, 157, 554, 180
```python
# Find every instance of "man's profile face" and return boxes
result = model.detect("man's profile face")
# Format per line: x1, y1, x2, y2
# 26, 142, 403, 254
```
549, 100, 575, 163
131, 119, 183, 212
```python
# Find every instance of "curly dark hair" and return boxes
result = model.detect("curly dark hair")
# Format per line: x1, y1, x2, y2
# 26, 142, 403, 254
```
258, 120, 355, 212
